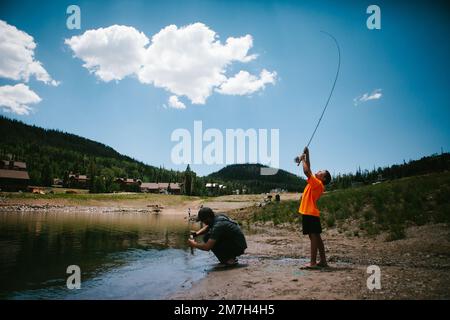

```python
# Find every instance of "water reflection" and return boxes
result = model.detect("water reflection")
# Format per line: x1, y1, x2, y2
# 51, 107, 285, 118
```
0, 211, 212, 299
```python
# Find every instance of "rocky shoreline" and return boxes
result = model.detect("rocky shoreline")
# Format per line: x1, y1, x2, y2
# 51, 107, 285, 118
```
0, 204, 162, 214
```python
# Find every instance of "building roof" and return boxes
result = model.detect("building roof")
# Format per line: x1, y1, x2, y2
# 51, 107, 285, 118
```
206, 183, 219, 188
116, 178, 141, 184
140, 182, 181, 190
141, 182, 159, 189
0, 169, 30, 180
13, 161, 27, 169
126, 178, 142, 183
1, 160, 27, 169
69, 174, 88, 180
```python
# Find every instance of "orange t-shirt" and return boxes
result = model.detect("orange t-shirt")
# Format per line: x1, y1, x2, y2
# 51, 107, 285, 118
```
298, 174, 324, 217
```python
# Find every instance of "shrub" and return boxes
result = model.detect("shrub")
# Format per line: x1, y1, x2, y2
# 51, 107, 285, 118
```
325, 214, 336, 228
386, 224, 406, 241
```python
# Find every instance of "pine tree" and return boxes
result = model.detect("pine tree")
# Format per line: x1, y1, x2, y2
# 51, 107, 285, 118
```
41, 161, 53, 187
184, 164, 193, 195
88, 158, 97, 193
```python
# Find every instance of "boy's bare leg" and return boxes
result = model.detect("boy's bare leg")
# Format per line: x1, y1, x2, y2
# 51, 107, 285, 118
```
308, 234, 318, 266
316, 234, 328, 267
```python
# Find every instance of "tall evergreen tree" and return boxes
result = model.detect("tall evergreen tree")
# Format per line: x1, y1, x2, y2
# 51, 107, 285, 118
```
41, 161, 53, 187
184, 164, 193, 195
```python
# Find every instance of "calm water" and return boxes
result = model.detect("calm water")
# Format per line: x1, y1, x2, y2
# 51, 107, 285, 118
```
0, 211, 214, 299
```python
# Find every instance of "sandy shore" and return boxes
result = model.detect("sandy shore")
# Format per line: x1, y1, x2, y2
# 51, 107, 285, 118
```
0, 192, 300, 215
171, 223, 450, 299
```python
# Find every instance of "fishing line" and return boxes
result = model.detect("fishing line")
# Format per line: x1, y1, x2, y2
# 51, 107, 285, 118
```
305, 31, 341, 148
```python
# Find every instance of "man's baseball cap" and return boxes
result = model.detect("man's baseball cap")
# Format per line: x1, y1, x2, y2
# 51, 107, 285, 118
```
196, 207, 214, 221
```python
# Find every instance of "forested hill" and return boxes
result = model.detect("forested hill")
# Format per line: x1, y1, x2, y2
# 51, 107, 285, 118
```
1, 116, 132, 160
0, 116, 182, 187
207, 163, 306, 193
331, 152, 450, 189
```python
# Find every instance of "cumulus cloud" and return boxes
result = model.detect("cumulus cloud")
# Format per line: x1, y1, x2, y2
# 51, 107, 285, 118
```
64, 25, 149, 82
65, 22, 276, 107
0, 84, 42, 115
216, 69, 277, 95
354, 89, 382, 106
168, 95, 186, 109
0, 20, 59, 86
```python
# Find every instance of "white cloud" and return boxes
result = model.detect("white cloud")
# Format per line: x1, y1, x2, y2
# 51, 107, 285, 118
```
64, 25, 149, 82
168, 95, 186, 109
354, 89, 382, 106
65, 22, 276, 107
138, 23, 258, 104
216, 69, 277, 96
0, 20, 59, 86
0, 84, 42, 115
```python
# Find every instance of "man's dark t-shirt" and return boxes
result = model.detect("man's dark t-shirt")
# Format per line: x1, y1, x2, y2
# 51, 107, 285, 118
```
208, 214, 247, 254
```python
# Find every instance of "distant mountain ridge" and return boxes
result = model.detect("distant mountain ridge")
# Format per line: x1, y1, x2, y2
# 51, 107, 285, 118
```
1, 115, 448, 194
207, 163, 306, 193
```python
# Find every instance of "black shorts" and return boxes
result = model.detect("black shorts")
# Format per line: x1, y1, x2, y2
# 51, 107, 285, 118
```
301, 214, 322, 235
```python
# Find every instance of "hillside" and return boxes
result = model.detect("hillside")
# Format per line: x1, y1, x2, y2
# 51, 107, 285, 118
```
231, 171, 450, 241
206, 163, 306, 193
331, 152, 450, 189
0, 116, 183, 190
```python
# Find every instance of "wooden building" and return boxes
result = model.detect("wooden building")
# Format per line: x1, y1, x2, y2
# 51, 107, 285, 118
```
140, 182, 182, 195
0, 160, 30, 191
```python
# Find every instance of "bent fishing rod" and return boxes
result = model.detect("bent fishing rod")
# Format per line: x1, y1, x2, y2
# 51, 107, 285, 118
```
297, 31, 341, 164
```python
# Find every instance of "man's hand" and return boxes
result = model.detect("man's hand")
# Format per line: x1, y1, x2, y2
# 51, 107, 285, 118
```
303, 146, 309, 155
187, 239, 197, 248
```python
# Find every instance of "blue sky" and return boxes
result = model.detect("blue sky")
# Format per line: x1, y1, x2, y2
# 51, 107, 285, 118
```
1, 0, 449, 177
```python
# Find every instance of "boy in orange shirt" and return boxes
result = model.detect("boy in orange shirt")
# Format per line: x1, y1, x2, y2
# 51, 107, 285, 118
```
295, 147, 331, 269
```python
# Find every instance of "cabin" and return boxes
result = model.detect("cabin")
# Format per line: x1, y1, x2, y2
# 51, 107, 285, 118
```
53, 178, 63, 187
168, 183, 181, 195
0, 160, 30, 191
115, 178, 142, 192
1, 160, 28, 171
140, 182, 182, 195
68, 173, 90, 188
158, 182, 170, 194
140, 182, 159, 193
205, 182, 226, 195
115, 178, 142, 186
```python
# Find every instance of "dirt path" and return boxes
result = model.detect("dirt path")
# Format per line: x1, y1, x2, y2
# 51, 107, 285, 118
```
171, 223, 450, 299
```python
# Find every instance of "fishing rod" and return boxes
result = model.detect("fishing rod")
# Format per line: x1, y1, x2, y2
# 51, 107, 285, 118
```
189, 233, 194, 255
187, 210, 194, 255
297, 31, 341, 164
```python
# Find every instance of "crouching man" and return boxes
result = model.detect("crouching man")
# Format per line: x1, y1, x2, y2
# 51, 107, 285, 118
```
188, 207, 247, 266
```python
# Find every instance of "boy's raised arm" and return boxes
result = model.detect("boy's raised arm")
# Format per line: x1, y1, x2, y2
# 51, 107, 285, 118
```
302, 147, 312, 178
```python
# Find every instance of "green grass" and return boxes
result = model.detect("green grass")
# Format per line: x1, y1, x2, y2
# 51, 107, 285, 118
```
246, 201, 301, 226
246, 172, 450, 240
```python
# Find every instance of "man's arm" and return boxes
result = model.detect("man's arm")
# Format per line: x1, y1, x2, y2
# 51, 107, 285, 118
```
191, 224, 209, 237
188, 238, 216, 251
302, 147, 312, 178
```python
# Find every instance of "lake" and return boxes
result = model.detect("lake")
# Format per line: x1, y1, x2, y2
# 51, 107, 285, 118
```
0, 211, 214, 299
